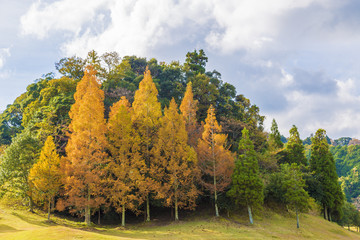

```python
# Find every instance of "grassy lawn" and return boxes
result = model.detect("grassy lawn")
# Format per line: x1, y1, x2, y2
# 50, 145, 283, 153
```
0, 205, 359, 239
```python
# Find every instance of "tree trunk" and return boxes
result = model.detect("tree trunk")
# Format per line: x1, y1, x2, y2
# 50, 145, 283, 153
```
175, 196, 179, 221
212, 129, 219, 218
48, 197, 51, 221
122, 205, 125, 227
247, 205, 254, 224
146, 194, 150, 222
29, 195, 34, 213
324, 205, 328, 220
296, 208, 299, 229
214, 189, 219, 217
328, 210, 332, 222
85, 192, 91, 226
98, 208, 101, 225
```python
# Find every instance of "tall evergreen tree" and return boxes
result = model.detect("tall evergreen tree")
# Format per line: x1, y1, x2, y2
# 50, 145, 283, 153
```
310, 129, 344, 221
153, 99, 199, 221
285, 125, 307, 166
197, 105, 234, 217
180, 82, 199, 147
281, 163, 310, 228
107, 96, 145, 226
62, 66, 108, 226
227, 128, 263, 224
29, 136, 62, 221
269, 119, 283, 150
131, 67, 162, 222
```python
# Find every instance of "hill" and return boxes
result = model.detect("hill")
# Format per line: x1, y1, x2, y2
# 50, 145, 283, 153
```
0, 205, 359, 240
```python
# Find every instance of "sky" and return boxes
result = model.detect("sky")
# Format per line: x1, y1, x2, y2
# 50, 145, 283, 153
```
1, 0, 360, 139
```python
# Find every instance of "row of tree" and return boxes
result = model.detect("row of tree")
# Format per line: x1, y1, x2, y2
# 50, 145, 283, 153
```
0, 50, 350, 229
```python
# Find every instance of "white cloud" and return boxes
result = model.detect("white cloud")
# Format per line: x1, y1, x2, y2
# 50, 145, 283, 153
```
20, 0, 110, 39
0, 48, 10, 69
19, 0, 360, 139
20, 0, 339, 57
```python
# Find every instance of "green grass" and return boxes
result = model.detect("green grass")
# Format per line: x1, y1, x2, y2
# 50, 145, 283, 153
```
0, 205, 359, 239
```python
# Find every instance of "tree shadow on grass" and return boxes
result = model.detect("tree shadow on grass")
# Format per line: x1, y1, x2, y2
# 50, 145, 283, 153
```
0, 224, 21, 233
11, 212, 57, 227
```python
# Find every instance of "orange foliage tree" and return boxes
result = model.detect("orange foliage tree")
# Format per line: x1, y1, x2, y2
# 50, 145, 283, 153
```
197, 105, 234, 217
61, 66, 108, 226
153, 98, 199, 221
107, 96, 145, 226
131, 67, 162, 222
180, 82, 200, 147
29, 136, 62, 221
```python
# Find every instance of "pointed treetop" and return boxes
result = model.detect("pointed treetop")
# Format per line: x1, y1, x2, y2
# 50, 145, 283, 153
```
180, 81, 198, 123
203, 105, 221, 140
109, 96, 131, 119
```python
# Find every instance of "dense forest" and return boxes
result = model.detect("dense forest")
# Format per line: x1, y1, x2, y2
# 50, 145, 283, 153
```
0, 50, 359, 230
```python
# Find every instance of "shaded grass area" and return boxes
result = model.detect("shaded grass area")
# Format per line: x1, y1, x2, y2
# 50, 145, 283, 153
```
0, 205, 359, 240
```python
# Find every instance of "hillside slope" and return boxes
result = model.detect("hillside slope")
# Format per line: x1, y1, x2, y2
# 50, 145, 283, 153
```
0, 206, 359, 240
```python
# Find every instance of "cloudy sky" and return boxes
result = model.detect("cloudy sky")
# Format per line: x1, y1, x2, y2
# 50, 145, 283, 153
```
1, 0, 360, 139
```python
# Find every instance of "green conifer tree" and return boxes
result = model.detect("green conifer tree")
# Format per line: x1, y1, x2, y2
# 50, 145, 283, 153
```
310, 129, 344, 221
281, 163, 310, 228
285, 125, 307, 166
269, 119, 283, 150
227, 127, 263, 224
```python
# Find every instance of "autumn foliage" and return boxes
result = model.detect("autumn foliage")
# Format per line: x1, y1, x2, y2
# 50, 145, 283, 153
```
61, 66, 108, 226
29, 136, 61, 220
153, 98, 199, 221
107, 96, 145, 226
131, 67, 162, 221
197, 105, 235, 217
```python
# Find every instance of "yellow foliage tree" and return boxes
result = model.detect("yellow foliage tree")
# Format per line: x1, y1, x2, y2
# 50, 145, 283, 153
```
29, 136, 61, 221
197, 105, 235, 217
131, 67, 162, 222
180, 82, 200, 147
61, 66, 108, 226
107, 96, 145, 227
153, 98, 199, 221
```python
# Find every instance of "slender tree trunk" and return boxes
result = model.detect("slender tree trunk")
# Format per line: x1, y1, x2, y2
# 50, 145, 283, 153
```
146, 194, 150, 222
212, 130, 219, 217
48, 196, 51, 221
296, 208, 299, 229
29, 195, 34, 213
122, 205, 125, 227
248, 205, 253, 224
171, 206, 173, 219
328, 210, 332, 222
98, 208, 101, 225
324, 205, 328, 220
85, 192, 91, 226
175, 196, 179, 221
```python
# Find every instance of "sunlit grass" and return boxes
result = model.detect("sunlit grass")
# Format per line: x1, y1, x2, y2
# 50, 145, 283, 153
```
0, 204, 359, 240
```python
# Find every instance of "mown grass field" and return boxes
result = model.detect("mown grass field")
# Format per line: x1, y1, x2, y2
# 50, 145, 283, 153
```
0, 204, 359, 240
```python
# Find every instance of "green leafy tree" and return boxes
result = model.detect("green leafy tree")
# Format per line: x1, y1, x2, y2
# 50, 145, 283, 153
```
0, 130, 40, 212
269, 119, 283, 150
309, 129, 344, 221
227, 127, 263, 224
281, 163, 310, 228
55, 56, 85, 80
285, 125, 307, 166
